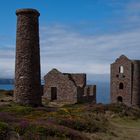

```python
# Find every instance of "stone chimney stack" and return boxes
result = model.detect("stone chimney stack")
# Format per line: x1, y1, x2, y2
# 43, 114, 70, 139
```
14, 9, 42, 106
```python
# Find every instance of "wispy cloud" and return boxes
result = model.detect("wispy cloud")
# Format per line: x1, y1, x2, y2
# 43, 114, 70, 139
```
0, 44, 15, 78
40, 24, 140, 77
0, 22, 140, 78
0, 1, 140, 78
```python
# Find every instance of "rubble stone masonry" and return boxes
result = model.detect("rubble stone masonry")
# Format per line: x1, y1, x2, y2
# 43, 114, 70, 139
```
111, 55, 140, 106
14, 9, 42, 106
44, 69, 96, 104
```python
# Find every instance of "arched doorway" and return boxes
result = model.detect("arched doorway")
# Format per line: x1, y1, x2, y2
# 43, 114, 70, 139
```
117, 96, 123, 103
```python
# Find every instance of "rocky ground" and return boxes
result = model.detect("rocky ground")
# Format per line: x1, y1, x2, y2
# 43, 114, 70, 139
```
0, 90, 140, 140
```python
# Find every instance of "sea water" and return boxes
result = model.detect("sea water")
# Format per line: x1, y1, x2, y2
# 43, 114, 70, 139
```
0, 84, 14, 90
96, 82, 110, 104
0, 82, 110, 104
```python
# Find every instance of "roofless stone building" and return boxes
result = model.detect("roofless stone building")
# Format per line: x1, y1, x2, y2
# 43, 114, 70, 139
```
111, 55, 140, 107
14, 9, 42, 106
43, 69, 96, 104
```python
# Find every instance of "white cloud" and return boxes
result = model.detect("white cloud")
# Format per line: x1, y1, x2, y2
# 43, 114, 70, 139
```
0, 23, 140, 78
40, 25, 140, 78
0, 58, 15, 78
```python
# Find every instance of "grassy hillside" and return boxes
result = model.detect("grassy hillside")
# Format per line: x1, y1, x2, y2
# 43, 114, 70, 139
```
0, 90, 140, 140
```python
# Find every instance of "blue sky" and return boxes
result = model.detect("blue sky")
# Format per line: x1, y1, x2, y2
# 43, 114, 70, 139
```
0, 0, 140, 78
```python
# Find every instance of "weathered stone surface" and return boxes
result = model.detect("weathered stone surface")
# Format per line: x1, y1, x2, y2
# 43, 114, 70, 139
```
111, 55, 140, 107
63, 73, 86, 87
14, 9, 42, 106
43, 69, 96, 104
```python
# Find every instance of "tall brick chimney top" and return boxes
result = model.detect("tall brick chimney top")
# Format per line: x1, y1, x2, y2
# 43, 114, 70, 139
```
16, 8, 40, 16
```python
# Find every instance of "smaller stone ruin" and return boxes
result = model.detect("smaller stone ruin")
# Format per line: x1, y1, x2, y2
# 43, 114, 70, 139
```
43, 68, 96, 104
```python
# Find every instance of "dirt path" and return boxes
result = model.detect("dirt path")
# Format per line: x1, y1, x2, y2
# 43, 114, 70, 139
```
111, 121, 140, 131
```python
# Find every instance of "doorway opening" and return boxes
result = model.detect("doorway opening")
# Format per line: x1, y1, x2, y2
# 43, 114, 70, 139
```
51, 87, 57, 101
117, 96, 123, 103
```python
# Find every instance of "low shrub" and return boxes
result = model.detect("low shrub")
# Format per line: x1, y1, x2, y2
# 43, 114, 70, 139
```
13, 121, 89, 140
59, 115, 108, 133
14, 120, 31, 135
106, 104, 124, 113
106, 104, 140, 119
0, 122, 9, 139
57, 108, 70, 115
33, 123, 89, 140
0, 112, 18, 123
0, 103, 34, 115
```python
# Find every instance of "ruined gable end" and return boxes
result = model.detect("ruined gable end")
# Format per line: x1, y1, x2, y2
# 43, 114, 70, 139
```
111, 55, 140, 107
43, 69, 96, 104
43, 69, 78, 104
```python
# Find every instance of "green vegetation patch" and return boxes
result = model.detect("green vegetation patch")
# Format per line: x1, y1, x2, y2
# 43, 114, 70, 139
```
112, 117, 140, 128
14, 121, 89, 140
0, 103, 34, 115
58, 114, 108, 133
0, 102, 140, 140
0, 122, 9, 138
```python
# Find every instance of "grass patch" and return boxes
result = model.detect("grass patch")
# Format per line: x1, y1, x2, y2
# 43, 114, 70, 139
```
0, 100, 140, 140
13, 121, 89, 140
112, 117, 140, 128
58, 113, 108, 133
0, 103, 34, 115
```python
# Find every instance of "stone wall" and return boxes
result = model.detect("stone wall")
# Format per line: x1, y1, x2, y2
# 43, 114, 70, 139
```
44, 69, 77, 103
111, 55, 132, 106
84, 85, 96, 96
44, 69, 96, 104
79, 85, 96, 103
64, 73, 86, 87
132, 61, 140, 106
